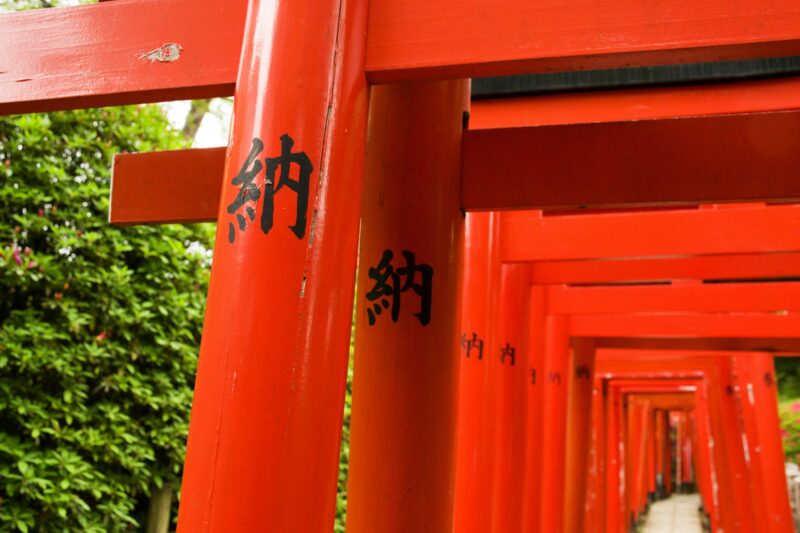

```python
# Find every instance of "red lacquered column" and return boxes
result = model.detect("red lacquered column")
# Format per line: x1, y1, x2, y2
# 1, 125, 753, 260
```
347, 80, 470, 532
178, 0, 369, 530
453, 212, 501, 533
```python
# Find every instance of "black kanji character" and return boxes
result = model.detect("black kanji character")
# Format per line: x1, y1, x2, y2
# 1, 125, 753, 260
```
365, 249, 433, 326
226, 138, 264, 243
500, 342, 515, 365
461, 332, 484, 360
262, 133, 313, 239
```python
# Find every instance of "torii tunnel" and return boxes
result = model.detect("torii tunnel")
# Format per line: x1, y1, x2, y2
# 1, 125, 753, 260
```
3, 1, 800, 531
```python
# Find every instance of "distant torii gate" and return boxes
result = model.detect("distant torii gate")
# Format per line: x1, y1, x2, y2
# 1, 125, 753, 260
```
5, 1, 800, 531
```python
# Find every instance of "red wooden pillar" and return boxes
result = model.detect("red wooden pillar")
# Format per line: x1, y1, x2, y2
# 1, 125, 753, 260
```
705, 364, 755, 533
605, 384, 624, 533
654, 409, 666, 499
715, 360, 758, 532
454, 212, 501, 533
538, 315, 570, 533
563, 338, 596, 533
347, 80, 469, 532
522, 286, 547, 532
734, 353, 794, 532
584, 376, 606, 533
177, 0, 368, 529
691, 390, 719, 530
491, 264, 531, 532
663, 411, 672, 497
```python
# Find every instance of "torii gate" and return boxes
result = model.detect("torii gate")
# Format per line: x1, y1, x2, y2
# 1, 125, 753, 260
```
5, 1, 800, 531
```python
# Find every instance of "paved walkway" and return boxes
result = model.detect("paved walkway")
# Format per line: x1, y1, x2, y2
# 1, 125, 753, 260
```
641, 494, 703, 533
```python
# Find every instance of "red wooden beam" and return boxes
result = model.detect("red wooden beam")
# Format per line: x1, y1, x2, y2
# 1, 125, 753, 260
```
108, 74, 800, 226
366, 0, 800, 82
530, 253, 800, 285
571, 313, 800, 338
6, 1, 800, 112
0, 0, 246, 114
548, 282, 800, 315
463, 111, 800, 211
501, 205, 800, 262
470, 76, 800, 130
595, 337, 800, 354
110, 147, 224, 225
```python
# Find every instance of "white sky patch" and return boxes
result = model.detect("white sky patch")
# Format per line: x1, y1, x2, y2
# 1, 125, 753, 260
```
159, 99, 232, 148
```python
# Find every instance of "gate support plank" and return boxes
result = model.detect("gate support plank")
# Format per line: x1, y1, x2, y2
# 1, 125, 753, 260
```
347, 79, 468, 532
454, 212, 501, 533
177, 0, 369, 529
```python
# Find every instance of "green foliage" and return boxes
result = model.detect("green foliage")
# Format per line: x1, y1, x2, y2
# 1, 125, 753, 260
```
779, 400, 800, 463
0, 105, 213, 531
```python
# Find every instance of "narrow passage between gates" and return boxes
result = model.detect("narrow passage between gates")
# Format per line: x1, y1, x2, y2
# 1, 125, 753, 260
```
641, 494, 703, 533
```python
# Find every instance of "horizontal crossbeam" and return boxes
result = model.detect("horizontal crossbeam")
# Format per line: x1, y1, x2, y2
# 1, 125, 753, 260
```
570, 313, 800, 338
501, 205, 800, 261
463, 111, 800, 210
110, 147, 223, 224
530, 253, 800, 284
4, 1, 800, 112
469, 75, 800, 129
548, 282, 800, 315
595, 338, 800, 353
0, 0, 246, 114
108, 76, 800, 225
366, 0, 800, 81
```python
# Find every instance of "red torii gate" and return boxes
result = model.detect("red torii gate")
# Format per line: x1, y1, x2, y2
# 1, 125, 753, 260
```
5, 1, 800, 531
456, 207, 800, 533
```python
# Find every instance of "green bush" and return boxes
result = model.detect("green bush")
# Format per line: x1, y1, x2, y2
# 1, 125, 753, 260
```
0, 106, 213, 532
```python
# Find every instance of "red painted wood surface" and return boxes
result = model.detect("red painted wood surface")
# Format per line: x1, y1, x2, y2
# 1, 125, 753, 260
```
5, 0, 800, 111
177, 0, 369, 528
111, 76, 800, 225
0, 0, 246, 114
501, 205, 800, 262
490, 264, 530, 532
548, 282, 800, 315
522, 286, 546, 533
463, 111, 800, 211
562, 338, 595, 533
734, 354, 795, 533
529, 252, 800, 285
470, 76, 800, 130
595, 336, 800, 355
366, 0, 800, 81
571, 313, 800, 339
453, 212, 501, 533
537, 315, 570, 533
347, 80, 469, 532
110, 148, 224, 224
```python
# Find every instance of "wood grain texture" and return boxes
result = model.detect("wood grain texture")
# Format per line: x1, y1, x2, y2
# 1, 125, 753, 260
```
366, 0, 800, 81
501, 205, 800, 261
5, 0, 800, 113
463, 111, 800, 211
110, 147, 225, 225
0, 0, 246, 114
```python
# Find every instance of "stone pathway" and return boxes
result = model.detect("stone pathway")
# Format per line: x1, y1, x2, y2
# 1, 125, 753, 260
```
641, 494, 703, 533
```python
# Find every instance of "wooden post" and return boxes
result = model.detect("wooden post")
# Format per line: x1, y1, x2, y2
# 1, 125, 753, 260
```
177, 0, 369, 529
491, 264, 531, 532
522, 285, 547, 532
537, 315, 570, 533
563, 338, 595, 533
347, 79, 469, 532
454, 212, 501, 533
